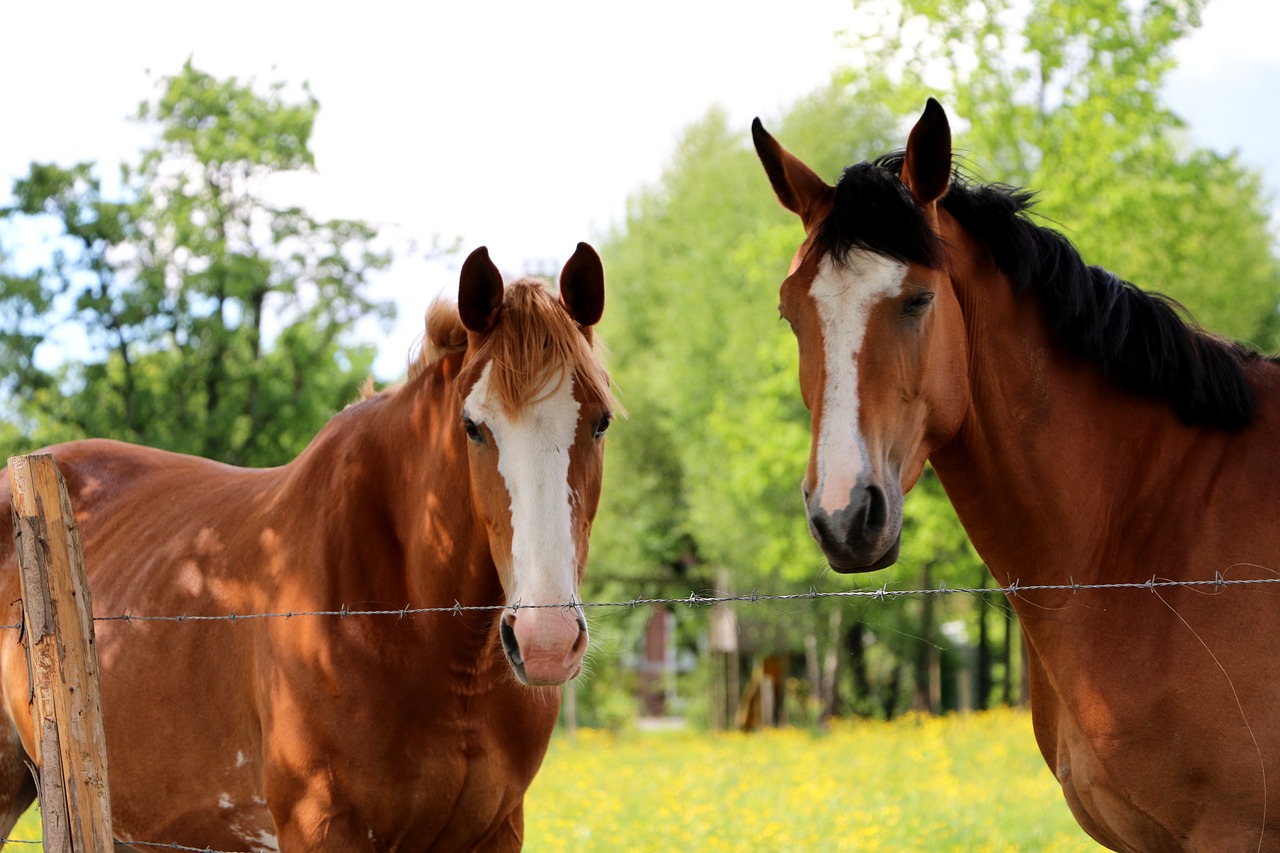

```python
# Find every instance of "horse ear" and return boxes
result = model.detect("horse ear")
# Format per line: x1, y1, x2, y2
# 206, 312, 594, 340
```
752, 118, 834, 233
902, 98, 952, 206
458, 246, 504, 334
559, 242, 605, 329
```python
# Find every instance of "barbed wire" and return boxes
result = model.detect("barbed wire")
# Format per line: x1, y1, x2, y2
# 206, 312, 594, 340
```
122, 842, 246, 852
0, 572, 1270, 632
0, 838, 248, 852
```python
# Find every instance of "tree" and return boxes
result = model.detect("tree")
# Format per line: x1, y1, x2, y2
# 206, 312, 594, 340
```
0, 60, 394, 466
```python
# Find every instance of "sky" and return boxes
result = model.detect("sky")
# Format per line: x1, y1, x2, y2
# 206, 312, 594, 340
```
4, 0, 1278, 378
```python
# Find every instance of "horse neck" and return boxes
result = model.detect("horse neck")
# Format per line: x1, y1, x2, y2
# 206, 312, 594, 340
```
284, 353, 499, 611
928, 215, 1196, 586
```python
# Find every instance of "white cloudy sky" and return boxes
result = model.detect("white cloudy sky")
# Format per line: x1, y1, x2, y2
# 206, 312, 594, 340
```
4, 0, 1278, 377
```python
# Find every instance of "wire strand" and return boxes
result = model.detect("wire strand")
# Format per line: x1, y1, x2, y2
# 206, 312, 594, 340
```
0, 572, 1266, 631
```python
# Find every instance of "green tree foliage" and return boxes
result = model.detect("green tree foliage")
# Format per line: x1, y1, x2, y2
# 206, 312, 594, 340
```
592, 0, 1278, 721
844, 0, 1280, 349
0, 60, 393, 466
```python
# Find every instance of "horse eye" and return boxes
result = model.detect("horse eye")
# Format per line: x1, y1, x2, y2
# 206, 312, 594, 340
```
462, 416, 483, 443
593, 412, 612, 440
903, 291, 935, 317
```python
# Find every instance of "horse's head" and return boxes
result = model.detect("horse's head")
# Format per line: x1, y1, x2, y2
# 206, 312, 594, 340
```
753, 99, 970, 572
453, 243, 613, 685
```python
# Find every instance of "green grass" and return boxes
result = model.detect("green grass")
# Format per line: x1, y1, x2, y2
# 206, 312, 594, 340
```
2, 805, 38, 846
2, 709, 1102, 851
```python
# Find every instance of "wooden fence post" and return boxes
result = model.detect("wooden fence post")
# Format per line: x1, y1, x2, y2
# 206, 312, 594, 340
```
9, 454, 113, 852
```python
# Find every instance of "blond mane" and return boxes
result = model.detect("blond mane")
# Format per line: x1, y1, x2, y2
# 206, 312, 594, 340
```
405, 297, 469, 384
403, 280, 615, 414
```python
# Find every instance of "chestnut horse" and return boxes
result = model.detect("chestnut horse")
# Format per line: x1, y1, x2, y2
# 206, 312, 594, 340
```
755, 100, 1280, 851
0, 244, 615, 851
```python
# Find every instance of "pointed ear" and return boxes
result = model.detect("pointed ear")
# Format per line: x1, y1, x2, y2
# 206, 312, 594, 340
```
752, 117, 834, 232
559, 242, 605, 329
458, 246, 504, 334
902, 98, 952, 206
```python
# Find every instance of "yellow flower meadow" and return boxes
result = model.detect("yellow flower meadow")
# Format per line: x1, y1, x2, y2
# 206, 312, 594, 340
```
1, 709, 1101, 851
524, 709, 1103, 852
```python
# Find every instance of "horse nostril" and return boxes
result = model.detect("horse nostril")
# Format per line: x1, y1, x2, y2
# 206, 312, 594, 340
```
864, 484, 888, 531
499, 612, 523, 669
570, 612, 588, 656
808, 508, 835, 541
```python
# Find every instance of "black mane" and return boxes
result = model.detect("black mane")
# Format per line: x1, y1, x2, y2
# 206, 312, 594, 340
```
817, 153, 1264, 429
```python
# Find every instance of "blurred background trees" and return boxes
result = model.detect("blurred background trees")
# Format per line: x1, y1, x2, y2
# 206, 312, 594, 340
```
2, 1, 1277, 730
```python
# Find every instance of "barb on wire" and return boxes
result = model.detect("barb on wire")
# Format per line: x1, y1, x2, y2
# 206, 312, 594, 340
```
121, 841, 248, 853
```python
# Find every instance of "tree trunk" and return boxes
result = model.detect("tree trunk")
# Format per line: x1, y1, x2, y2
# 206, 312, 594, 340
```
848, 620, 871, 715
913, 564, 938, 713
821, 606, 842, 720
804, 628, 820, 722
1019, 627, 1031, 708
883, 665, 902, 719
1001, 605, 1013, 706
976, 568, 991, 711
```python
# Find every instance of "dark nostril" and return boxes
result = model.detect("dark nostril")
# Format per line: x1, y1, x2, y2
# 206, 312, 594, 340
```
499, 613, 523, 669
808, 509, 833, 540
864, 484, 888, 531
571, 613, 589, 655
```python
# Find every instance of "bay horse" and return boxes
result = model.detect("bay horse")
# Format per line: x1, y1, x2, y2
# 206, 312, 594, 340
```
754, 99, 1280, 851
0, 243, 615, 851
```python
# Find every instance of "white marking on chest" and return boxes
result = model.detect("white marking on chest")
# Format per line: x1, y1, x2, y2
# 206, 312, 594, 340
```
230, 814, 279, 853
244, 832, 280, 853
464, 362, 581, 605
811, 252, 908, 513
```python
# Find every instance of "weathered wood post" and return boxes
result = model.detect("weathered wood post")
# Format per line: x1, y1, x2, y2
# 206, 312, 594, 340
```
9, 453, 114, 852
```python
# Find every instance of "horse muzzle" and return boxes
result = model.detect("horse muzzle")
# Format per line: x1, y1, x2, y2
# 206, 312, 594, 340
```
804, 479, 904, 573
500, 603, 588, 686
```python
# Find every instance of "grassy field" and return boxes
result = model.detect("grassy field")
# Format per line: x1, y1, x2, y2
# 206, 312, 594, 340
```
2, 709, 1102, 851
3, 805, 37, 846
525, 708, 1102, 852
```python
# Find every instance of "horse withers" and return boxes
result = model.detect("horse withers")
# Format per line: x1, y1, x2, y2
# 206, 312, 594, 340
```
0, 243, 616, 851
755, 100, 1280, 851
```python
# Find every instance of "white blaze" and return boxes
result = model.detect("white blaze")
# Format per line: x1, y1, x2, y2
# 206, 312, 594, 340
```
810, 252, 908, 514
464, 362, 581, 606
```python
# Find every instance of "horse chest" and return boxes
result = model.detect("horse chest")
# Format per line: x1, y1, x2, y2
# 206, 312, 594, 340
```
256, 643, 555, 849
